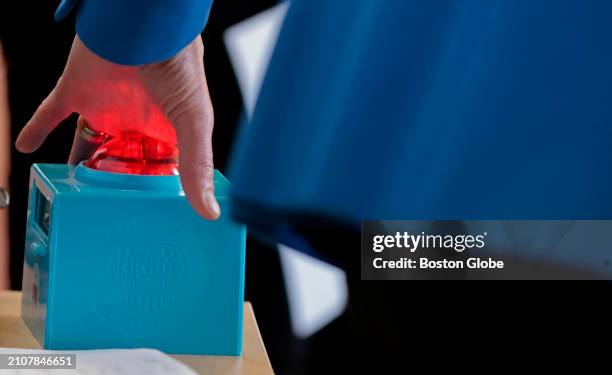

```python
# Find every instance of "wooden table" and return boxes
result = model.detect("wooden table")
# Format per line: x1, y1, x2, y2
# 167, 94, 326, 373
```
0, 291, 273, 374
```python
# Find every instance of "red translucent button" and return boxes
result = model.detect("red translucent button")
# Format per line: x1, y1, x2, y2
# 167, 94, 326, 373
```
85, 131, 179, 176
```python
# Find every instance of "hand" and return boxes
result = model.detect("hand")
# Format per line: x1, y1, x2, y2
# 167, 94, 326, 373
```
15, 35, 220, 220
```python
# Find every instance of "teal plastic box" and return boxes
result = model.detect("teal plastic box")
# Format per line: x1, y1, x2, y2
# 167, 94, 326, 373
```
21, 163, 246, 355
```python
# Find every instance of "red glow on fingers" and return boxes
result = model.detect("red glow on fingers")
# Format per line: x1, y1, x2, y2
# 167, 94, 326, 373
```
79, 78, 181, 175
91, 108, 177, 146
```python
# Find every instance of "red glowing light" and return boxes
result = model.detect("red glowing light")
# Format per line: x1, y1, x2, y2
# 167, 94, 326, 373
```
85, 131, 179, 175
81, 110, 178, 175
77, 78, 180, 175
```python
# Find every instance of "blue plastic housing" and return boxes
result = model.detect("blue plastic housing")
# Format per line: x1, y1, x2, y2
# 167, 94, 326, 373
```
21, 163, 246, 355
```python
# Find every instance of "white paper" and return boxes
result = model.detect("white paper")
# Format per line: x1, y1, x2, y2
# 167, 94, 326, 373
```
0, 348, 198, 375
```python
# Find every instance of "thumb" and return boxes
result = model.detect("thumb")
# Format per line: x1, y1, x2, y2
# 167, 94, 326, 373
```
174, 105, 220, 220
67, 117, 106, 165
16, 83, 71, 153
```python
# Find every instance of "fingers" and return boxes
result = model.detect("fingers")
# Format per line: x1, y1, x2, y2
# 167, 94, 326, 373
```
138, 36, 219, 220
174, 105, 220, 220
68, 117, 106, 165
140, 36, 219, 220
16, 84, 71, 153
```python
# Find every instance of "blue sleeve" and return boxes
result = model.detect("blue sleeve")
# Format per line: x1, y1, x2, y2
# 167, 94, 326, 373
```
55, 0, 213, 65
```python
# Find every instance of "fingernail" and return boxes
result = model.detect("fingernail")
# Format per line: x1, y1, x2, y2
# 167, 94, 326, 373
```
206, 190, 221, 219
